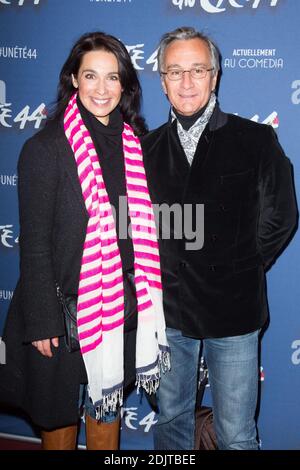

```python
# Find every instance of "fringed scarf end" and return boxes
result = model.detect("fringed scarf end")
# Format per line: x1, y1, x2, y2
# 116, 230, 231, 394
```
136, 373, 160, 395
135, 350, 171, 395
159, 349, 171, 373
95, 387, 123, 421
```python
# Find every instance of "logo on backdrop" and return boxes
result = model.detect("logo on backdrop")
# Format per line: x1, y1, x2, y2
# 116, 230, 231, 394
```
125, 44, 159, 72
0, 80, 46, 130
0, 337, 6, 365
0, 224, 18, 249
0, 0, 40, 5
250, 111, 278, 128
0, 174, 17, 187
89, 0, 132, 4
121, 408, 157, 433
235, 111, 278, 128
127, 45, 284, 74
0, 80, 5, 104
0, 45, 37, 60
171, 0, 280, 12
223, 48, 283, 70
0, 289, 14, 301
81, 402, 157, 433
291, 80, 300, 105
291, 340, 300, 365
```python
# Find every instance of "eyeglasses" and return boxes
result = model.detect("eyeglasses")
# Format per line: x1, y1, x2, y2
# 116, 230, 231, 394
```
160, 67, 214, 81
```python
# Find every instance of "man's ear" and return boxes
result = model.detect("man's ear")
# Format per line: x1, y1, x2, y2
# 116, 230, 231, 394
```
211, 72, 218, 93
71, 74, 78, 89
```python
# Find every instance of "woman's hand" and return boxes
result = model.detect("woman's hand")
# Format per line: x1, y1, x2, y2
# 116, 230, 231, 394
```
31, 337, 59, 357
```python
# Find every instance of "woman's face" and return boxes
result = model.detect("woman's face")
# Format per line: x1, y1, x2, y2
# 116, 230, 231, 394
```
72, 49, 123, 125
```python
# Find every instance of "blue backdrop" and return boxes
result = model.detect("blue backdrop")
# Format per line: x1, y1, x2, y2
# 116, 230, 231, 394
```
0, 0, 299, 450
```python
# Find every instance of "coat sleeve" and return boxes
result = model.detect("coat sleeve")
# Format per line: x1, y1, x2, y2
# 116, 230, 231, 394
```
17, 135, 65, 343
257, 126, 298, 270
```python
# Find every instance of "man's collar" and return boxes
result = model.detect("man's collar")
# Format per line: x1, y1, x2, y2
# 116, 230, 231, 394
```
208, 102, 228, 131
167, 95, 227, 131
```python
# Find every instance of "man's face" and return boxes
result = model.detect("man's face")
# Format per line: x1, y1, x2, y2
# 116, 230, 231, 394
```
161, 38, 217, 116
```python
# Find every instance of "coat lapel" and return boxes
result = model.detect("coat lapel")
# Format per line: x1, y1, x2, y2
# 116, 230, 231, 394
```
56, 127, 88, 218
168, 120, 190, 174
186, 104, 228, 177
190, 124, 215, 173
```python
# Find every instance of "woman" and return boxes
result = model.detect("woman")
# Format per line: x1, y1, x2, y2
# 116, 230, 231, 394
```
0, 32, 169, 450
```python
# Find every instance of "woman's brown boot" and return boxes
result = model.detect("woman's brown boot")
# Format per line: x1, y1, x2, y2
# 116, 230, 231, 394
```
41, 424, 78, 450
85, 415, 120, 450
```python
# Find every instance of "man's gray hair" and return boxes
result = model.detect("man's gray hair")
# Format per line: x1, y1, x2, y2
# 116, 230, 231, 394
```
157, 26, 220, 77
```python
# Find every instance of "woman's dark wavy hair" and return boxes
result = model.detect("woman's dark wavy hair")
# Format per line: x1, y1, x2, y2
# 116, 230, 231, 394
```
52, 31, 147, 136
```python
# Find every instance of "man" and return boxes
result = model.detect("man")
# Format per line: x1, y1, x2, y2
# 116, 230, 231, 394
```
141, 27, 297, 450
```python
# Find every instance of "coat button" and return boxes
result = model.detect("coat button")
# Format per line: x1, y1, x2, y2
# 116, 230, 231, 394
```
209, 265, 216, 272
211, 234, 219, 243
219, 203, 228, 212
180, 261, 187, 268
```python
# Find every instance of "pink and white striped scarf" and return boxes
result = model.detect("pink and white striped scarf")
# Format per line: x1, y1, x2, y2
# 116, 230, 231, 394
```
64, 94, 170, 415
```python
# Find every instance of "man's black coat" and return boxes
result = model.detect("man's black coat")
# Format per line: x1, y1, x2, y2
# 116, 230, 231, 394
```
141, 105, 297, 338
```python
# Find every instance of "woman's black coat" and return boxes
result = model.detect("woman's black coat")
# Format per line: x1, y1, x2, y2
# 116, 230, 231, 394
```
0, 118, 92, 430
